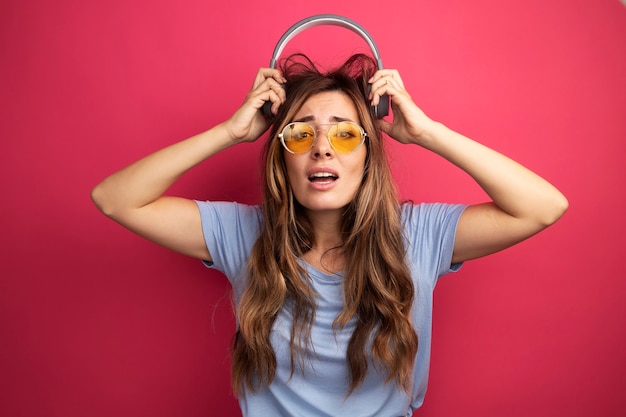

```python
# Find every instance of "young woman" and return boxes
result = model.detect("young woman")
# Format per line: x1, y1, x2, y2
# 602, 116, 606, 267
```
91, 54, 568, 416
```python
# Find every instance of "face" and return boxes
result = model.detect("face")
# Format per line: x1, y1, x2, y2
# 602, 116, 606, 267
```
283, 91, 367, 216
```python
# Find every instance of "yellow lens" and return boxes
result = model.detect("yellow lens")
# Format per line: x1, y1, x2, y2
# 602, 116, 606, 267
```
284, 123, 315, 153
329, 122, 363, 153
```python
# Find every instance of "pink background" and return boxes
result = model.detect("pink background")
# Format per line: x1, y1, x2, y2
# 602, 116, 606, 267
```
2, 0, 625, 416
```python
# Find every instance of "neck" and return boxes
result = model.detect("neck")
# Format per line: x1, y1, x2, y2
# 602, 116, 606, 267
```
305, 208, 343, 250
302, 208, 346, 274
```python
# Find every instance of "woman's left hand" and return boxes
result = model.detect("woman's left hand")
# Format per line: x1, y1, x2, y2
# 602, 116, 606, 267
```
369, 71, 568, 265
369, 70, 436, 146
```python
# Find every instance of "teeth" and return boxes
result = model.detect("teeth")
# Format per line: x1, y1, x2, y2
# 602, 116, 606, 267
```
309, 172, 338, 181
311, 172, 337, 178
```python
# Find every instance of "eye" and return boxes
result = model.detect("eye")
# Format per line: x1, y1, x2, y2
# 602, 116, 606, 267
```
334, 123, 360, 139
293, 131, 314, 140
286, 123, 315, 141
336, 130, 356, 138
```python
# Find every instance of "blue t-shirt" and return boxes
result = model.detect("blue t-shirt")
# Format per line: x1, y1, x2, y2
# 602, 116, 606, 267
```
196, 201, 466, 417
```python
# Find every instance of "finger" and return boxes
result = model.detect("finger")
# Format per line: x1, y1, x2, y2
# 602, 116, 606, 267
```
369, 69, 403, 83
369, 70, 405, 92
376, 75, 398, 92
253, 68, 286, 89
268, 80, 286, 103
386, 70, 404, 89
265, 90, 282, 115
250, 77, 286, 104
249, 88, 282, 117
369, 77, 395, 107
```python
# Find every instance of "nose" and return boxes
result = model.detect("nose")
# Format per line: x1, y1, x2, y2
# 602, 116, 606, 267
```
311, 130, 333, 158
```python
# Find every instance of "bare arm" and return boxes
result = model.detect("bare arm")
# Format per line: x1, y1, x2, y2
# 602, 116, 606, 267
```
370, 70, 568, 264
91, 124, 235, 260
91, 68, 286, 261
412, 123, 568, 264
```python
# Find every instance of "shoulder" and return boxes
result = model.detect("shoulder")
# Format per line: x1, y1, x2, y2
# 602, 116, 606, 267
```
195, 200, 262, 227
401, 202, 467, 278
194, 200, 263, 254
400, 201, 467, 229
194, 201, 263, 281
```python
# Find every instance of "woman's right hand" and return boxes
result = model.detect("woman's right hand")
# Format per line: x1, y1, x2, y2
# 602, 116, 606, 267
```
223, 68, 287, 144
91, 67, 287, 262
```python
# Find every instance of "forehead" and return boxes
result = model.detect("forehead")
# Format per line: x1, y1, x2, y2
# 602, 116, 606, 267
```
293, 91, 359, 122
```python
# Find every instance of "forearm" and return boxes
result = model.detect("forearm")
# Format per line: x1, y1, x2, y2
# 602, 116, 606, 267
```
417, 121, 568, 226
91, 122, 235, 218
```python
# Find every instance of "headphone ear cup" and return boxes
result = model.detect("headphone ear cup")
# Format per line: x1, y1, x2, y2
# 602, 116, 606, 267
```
262, 100, 274, 119
373, 93, 389, 118
366, 83, 389, 119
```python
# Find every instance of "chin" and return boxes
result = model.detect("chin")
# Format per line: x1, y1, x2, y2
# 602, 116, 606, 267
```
291, 183, 360, 215
297, 196, 353, 214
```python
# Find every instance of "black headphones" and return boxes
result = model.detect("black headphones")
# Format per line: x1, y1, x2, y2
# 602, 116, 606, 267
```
262, 14, 389, 119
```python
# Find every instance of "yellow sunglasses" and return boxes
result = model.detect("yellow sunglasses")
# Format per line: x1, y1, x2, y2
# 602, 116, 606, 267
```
279, 121, 367, 154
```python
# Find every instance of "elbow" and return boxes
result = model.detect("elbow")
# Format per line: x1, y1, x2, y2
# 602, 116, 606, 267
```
90, 182, 116, 218
540, 192, 569, 227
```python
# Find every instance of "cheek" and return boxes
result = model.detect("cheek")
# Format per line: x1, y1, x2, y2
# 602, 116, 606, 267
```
349, 150, 368, 181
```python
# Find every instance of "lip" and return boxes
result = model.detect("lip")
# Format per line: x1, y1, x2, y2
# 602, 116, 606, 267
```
306, 167, 339, 191
306, 167, 339, 178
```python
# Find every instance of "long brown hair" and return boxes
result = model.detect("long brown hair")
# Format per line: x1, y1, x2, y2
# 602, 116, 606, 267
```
231, 54, 417, 396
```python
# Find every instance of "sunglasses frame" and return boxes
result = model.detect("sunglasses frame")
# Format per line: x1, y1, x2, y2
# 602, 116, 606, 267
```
278, 121, 368, 154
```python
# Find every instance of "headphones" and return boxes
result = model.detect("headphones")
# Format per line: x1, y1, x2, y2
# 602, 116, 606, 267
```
262, 14, 389, 119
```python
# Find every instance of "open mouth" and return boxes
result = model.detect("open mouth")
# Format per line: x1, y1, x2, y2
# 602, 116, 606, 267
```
308, 172, 338, 183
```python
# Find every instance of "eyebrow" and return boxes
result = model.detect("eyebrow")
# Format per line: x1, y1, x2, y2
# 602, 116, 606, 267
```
293, 115, 354, 123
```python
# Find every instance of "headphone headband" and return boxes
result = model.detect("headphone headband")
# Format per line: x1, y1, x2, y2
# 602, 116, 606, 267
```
269, 14, 384, 70
264, 14, 389, 118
